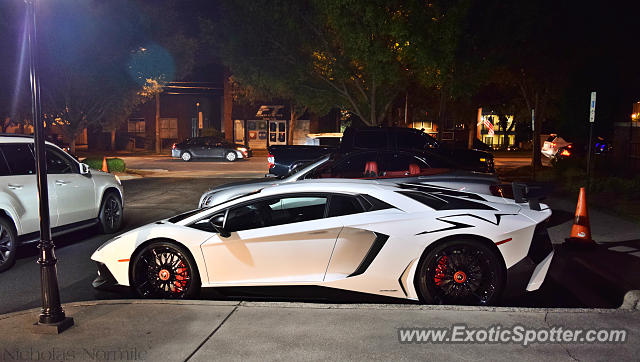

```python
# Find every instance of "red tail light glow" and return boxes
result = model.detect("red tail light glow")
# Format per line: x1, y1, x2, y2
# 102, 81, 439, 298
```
489, 184, 504, 197
267, 154, 275, 168
172, 143, 176, 149
560, 149, 571, 156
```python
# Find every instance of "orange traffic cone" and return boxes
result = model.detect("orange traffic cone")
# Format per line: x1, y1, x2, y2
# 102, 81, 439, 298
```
101, 157, 109, 173
565, 187, 595, 245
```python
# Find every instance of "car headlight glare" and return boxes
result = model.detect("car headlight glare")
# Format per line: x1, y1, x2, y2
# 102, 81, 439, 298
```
237, 147, 247, 152
114, 175, 121, 185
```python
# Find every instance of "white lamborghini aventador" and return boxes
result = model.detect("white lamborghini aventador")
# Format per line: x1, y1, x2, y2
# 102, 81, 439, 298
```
91, 179, 554, 305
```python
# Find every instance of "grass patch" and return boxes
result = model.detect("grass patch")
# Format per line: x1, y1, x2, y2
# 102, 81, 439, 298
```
81, 157, 126, 173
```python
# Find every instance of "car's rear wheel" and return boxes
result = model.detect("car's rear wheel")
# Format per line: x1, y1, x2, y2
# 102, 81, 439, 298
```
181, 151, 192, 162
416, 238, 505, 306
131, 242, 200, 299
225, 151, 237, 162
99, 191, 123, 234
0, 218, 17, 273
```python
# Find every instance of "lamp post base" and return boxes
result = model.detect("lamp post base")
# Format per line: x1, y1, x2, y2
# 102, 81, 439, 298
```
32, 317, 74, 334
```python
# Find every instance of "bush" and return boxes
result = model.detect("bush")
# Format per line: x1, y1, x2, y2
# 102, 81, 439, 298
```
81, 157, 126, 173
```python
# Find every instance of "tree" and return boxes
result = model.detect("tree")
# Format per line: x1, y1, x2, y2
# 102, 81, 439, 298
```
203, 0, 409, 129
466, 0, 570, 169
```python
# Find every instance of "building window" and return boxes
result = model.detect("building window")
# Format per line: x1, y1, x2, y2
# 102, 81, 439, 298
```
128, 119, 145, 134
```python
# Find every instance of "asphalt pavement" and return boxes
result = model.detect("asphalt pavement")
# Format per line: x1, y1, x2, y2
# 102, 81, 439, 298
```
0, 177, 251, 315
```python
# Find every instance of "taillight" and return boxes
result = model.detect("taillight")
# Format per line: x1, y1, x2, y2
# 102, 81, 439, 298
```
490, 184, 504, 197
267, 154, 275, 168
172, 143, 176, 149
567, 144, 572, 149
490, 184, 514, 198
551, 142, 556, 148
560, 149, 571, 156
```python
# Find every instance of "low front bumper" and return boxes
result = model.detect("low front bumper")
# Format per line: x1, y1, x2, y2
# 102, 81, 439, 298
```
92, 262, 119, 290
504, 221, 554, 296
171, 149, 181, 158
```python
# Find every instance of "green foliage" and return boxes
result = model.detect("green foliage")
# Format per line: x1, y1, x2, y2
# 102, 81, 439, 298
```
82, 157, 126, 173
205, 0, 410, 126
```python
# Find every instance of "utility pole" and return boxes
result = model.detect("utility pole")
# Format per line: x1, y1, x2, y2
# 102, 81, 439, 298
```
155, 92, 161, 153
25, 0, 74, 334
586, 92, 596, 191
531, 109, 535, 181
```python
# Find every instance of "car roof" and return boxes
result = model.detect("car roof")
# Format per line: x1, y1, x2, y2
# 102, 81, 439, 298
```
0, 134, 36, 143
0, 134, 61, 148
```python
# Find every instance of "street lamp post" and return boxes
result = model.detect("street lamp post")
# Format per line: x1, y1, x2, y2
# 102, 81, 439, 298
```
25, 0, 74, 334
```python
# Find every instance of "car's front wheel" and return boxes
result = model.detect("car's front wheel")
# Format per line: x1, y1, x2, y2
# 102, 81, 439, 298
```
416, 238, 505, 305
181, 151, 192, 162
131, 241, 200, 298
0, 218, 17, 273
99, 192, 123, 234
225, 151, 237, 162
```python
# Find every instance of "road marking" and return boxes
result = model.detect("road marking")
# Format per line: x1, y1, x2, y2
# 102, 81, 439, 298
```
629, 251, 640, 258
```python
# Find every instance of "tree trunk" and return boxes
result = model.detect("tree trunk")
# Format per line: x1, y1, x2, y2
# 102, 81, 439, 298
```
110, 129, 116, 151
155, 92, 161, 153
288, 109, 296, 145
468, 122, 476, 150
437, 86, 447, 141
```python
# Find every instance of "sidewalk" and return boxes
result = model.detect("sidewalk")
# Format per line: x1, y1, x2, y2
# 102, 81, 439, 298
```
543, 195, 640, 308
1, 300, 638, 361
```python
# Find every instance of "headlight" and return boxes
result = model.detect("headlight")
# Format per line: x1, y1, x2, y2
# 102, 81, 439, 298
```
114, 175, 121, 185
479, 158, 487, 162
237, 147, 247, 152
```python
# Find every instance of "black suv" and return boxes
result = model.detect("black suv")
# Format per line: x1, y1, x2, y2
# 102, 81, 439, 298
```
339, 127, 494, 173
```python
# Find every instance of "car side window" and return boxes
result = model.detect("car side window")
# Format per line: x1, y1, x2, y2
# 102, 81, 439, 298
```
327, 194, 364, 217
354, 131, 387, 149
46, 146, 76, 174
225, 196, 328, 232
316, 152, 377, 178
0, 144, 36, 175
380, 152, 429, 174
397, 132, 425, 150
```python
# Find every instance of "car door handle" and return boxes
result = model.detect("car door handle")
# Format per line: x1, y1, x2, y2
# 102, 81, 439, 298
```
8, 184, 23, 190
55, 180, 70, 185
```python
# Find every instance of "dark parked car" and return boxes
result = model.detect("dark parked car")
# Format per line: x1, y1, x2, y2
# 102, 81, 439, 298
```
171, 137, 252, 162
340, 127, 495, 173
267, 144, 337, 176
551, 137, 613, 166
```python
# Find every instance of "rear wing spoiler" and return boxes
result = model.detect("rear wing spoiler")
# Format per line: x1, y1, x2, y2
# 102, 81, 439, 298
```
512, 182, 549, 211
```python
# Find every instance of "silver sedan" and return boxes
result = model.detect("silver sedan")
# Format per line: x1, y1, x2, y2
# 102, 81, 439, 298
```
199, 150, 504, 207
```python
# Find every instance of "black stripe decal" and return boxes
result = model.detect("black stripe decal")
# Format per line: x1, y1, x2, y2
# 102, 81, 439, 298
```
348, 232, 389, 277
415, 213, 518, 235
397, 261, 413, 297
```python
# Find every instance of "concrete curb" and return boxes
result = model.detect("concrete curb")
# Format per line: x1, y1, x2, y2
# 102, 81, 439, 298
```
2, 298, 635, 322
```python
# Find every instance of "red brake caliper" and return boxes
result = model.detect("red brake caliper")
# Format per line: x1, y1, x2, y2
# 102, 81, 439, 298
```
173, 261, 188, 293
433, 256, 448, 286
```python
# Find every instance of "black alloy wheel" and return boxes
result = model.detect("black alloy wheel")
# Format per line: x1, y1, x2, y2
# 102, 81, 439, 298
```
0, 218, 17, 272
417, 239, 504, 305
131, 242, 200, 299
99, 192, 123, 234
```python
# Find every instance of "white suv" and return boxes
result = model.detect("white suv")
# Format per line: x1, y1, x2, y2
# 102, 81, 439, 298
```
0, 135, 124, 272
